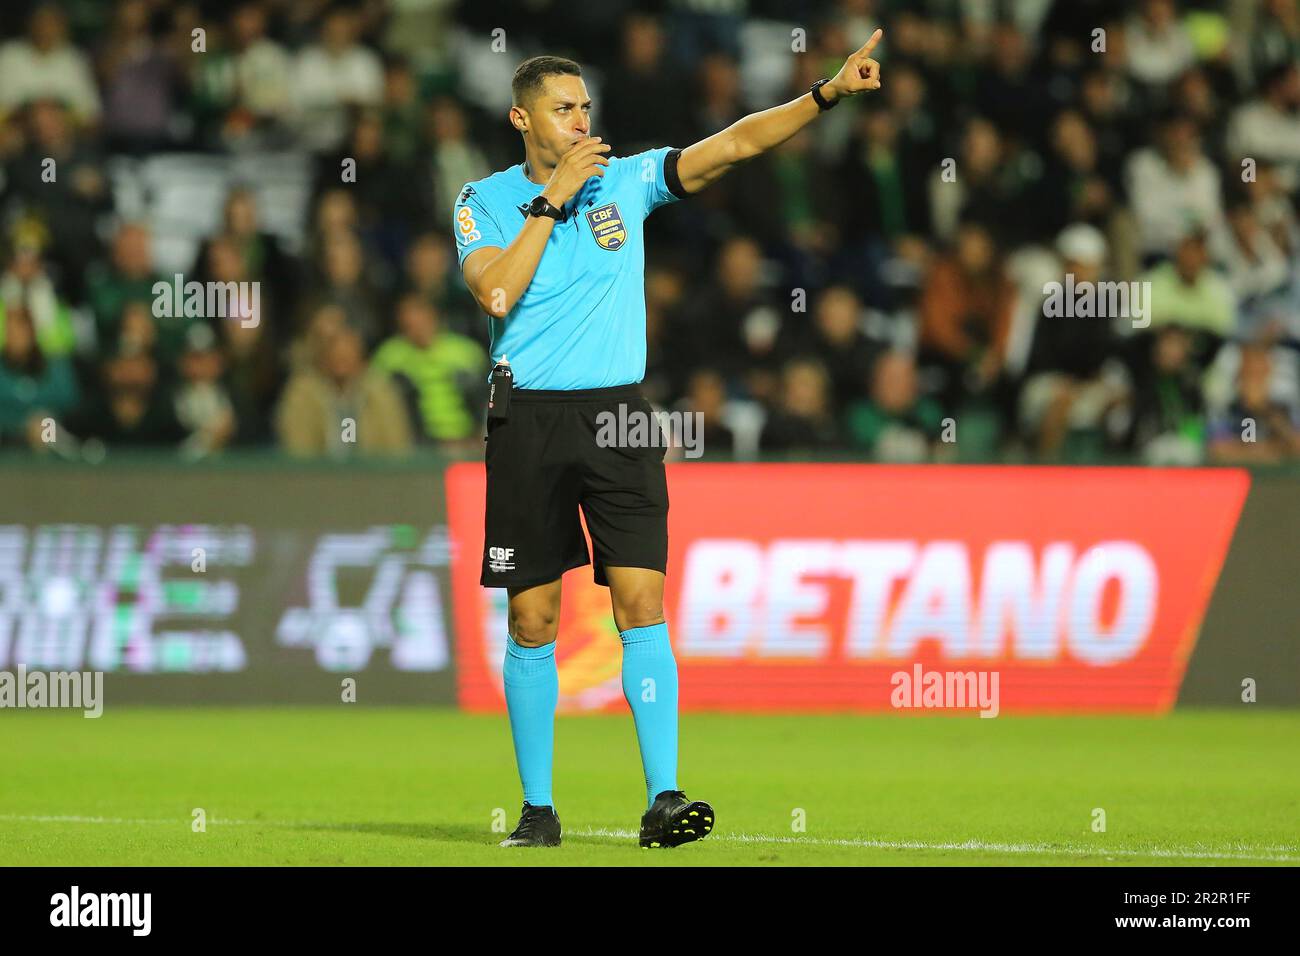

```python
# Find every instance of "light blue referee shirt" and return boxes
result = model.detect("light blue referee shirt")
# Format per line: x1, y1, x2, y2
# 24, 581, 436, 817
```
453, 146, 686, 390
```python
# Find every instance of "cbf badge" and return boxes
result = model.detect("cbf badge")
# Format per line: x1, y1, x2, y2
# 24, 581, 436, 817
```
585, 202, 627, 251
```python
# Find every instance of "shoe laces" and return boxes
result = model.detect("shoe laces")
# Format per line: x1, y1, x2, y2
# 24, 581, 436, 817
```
510, 803, 551, 837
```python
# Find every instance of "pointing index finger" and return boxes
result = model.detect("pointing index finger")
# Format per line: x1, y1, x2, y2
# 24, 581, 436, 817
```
859, 27, 883, 57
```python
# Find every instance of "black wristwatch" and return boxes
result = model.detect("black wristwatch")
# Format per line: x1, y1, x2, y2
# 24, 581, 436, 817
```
809, 78, 839, 111
527, 194, 565, 220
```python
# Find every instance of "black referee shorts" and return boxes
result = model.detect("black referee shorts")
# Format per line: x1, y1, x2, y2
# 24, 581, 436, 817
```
480, 384, 669, 589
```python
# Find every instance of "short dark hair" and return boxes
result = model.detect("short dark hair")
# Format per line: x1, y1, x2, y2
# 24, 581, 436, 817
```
512, 56, 582, 109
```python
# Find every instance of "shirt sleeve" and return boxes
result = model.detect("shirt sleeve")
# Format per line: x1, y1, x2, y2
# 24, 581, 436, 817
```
452, 183, 506, 268
627, 146, 690, 217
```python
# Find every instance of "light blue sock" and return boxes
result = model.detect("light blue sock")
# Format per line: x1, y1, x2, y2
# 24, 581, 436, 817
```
620, 622, 679, 808
502, 634, 558, 807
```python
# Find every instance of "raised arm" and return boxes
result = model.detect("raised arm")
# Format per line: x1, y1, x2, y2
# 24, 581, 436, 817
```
675, 28, 884, 195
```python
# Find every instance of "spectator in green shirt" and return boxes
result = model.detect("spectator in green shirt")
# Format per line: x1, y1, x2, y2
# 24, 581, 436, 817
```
1141, 227, 1237, 337
371, 294, 487, 444
86, 222, 189, 360
846, 350, 946, 462
401, 232, 480, 344
0, 304, 78, 449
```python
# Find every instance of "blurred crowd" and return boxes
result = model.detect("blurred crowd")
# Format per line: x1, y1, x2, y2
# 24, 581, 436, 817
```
2, 0, 1299, 464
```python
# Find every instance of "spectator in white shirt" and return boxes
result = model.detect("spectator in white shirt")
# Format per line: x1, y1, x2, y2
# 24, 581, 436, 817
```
1248, 162, 1300, 259
1213, 195, 1291, 310
291, 6, 384, 153
1124, 0, 1195, 89
1125, 112, 1224, 258
0, 2, 100, 126
1227, 63, 1300, 194
230, 1, 293, 125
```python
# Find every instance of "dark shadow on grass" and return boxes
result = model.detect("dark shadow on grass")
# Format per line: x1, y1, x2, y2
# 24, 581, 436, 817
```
286, 821, 495, 844
284, 820, 638, 848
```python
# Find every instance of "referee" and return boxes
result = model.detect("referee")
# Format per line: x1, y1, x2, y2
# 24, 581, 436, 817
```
454, 30, 883, 848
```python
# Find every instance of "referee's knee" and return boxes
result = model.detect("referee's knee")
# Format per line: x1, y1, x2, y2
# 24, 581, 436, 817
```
611, 595, 665, 634
509, 608, 559, 647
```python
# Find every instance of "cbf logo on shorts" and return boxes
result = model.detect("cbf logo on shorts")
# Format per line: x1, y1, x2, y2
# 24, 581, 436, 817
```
585, 202, 626, 250
488, 546, 516, 573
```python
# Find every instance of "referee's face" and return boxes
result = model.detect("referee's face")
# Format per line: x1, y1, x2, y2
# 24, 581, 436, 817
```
522, 75, 593, 164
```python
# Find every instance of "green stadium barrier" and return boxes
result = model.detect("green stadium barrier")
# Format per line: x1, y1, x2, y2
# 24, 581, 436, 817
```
1180, 468, 1300, 708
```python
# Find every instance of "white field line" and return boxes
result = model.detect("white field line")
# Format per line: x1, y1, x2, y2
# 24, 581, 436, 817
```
1, 814, 1297, 863
574, 827, 1300, 863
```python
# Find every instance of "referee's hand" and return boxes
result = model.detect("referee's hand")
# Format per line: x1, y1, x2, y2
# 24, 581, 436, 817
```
541, 136, 612, 206
824, 28, 884, 102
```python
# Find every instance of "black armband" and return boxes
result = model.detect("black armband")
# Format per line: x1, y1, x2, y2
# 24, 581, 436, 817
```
664, 147, 690, 200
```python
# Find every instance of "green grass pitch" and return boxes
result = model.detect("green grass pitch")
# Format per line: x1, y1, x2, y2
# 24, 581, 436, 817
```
1, 708, 1296, 866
